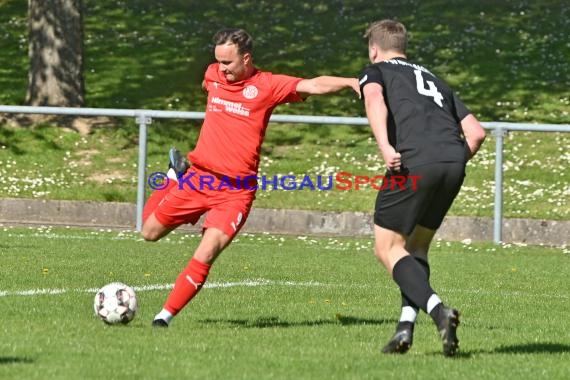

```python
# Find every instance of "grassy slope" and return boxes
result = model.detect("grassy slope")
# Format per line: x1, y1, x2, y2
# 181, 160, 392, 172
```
0, 0, 568, 219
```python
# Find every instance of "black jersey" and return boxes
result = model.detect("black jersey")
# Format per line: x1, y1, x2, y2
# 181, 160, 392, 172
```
359, 58, 470, 168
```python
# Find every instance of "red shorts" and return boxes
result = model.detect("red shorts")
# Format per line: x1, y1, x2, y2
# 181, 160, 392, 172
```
153, 165, 255, 238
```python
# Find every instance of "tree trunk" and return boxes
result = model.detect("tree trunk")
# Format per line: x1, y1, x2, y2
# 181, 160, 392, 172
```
25, 0, 85, 107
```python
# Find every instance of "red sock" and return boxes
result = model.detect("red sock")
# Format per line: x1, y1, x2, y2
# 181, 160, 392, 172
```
164, 258, 211, 316
142, 180, 177, 222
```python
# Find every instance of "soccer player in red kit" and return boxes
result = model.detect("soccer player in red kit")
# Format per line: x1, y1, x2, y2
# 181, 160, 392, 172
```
141, 28, 360, 327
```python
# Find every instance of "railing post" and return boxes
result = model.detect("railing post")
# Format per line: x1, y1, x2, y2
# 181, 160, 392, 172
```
493, 127, 507, 243
135, 113, 151, 231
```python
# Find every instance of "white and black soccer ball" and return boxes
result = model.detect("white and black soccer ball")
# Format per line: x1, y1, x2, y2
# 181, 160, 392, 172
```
94, 282, 138, 325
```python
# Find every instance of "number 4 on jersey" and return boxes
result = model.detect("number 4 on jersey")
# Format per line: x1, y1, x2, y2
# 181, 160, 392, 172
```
414, 69, 443, 107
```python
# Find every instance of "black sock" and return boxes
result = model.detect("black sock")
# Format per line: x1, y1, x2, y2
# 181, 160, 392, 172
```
400, 256, 431, 310
415, 257, 430, 278
400, 292, 417, 309
429, 304, 447, 329
392, 255, 436, 314
415, 257, 447, 328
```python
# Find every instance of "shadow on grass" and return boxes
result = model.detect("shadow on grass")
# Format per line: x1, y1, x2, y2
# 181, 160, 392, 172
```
494, 343, 570, 354
427, 342, 570, 359
0, 127, 23, 155
199, 315, 570, 358
0, 356, 34, 365
199, 315, 395, 329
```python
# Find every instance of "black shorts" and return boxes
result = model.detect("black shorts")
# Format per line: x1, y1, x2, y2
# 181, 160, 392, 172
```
373, 162, 465, 235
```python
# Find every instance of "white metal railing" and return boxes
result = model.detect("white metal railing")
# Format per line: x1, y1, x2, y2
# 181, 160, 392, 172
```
1, 105, 569, 243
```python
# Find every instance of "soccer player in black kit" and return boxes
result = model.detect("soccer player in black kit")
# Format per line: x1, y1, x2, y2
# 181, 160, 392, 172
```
359, 20, 486, 356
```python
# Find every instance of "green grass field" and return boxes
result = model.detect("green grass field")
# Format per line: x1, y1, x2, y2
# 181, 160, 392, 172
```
1, 227, 569, 379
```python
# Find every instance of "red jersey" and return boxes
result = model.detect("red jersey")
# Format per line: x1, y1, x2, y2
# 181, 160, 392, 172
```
188, 63, 304, 178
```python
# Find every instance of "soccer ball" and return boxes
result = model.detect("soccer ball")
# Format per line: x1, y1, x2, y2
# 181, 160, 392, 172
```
93, 282, 138, 325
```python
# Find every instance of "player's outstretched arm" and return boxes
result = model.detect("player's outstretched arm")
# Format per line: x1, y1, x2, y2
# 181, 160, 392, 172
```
296, 76, 360, 98
460, 114, 486, 160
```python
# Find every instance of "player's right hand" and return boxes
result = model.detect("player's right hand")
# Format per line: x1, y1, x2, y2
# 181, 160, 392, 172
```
381, 146, 401, 172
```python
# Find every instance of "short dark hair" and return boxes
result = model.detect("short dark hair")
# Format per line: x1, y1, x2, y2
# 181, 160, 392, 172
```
213, 28, 253, 55
364, 20, 407, 53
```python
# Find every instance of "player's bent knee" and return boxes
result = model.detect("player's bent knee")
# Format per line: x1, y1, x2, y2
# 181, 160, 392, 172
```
141, 224, 163, 242
141, 229, 160, 242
